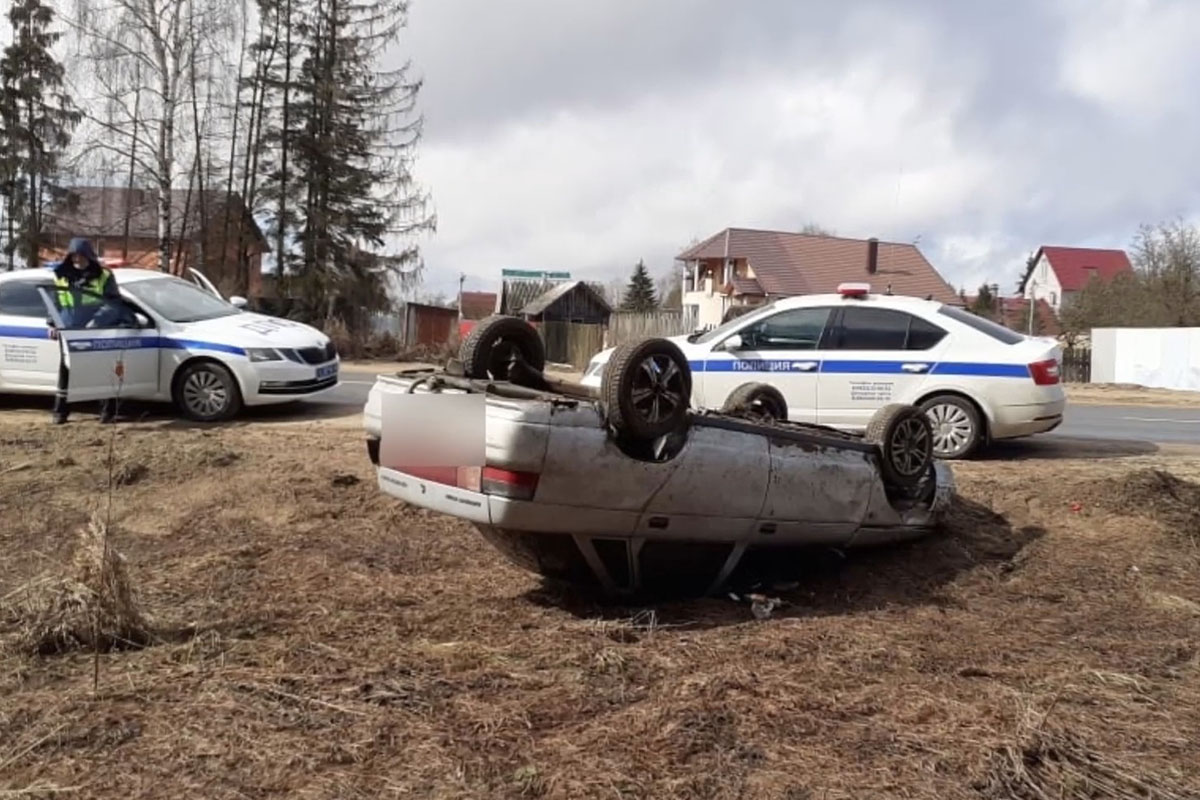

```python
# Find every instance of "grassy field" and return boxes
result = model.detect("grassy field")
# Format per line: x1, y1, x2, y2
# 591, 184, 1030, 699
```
1, 407, 1198, 799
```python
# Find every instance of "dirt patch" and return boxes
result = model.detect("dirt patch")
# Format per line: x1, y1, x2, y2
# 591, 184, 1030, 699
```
0, 419, 1198, 798
1082, 469, 1200, 541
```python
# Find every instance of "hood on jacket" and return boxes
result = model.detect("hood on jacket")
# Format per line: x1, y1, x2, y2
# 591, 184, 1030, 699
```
54, 238, 103, 281
67, 237, 100, 266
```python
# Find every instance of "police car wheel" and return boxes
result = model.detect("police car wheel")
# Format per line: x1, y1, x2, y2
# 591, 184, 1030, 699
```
459, 315, 547, 381
865, 403, 934, 489
601, 337, 692, 441
722, 383, 787, 422
919, 395, 981, 459
175, 362, 243, 422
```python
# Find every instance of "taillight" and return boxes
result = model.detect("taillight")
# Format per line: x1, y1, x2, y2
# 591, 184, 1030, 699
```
394, 465, 538, 500
1029, 359, 1060, 386
481, 466, 539, 501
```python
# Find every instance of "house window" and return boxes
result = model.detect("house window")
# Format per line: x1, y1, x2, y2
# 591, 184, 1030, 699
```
1050, 292, 1057, 305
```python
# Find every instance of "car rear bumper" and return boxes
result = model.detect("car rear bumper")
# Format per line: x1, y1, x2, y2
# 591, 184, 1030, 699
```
989, 397, 1066, 439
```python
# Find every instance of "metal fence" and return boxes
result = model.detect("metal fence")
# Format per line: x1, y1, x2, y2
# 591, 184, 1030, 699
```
1061, 346, 1091, 383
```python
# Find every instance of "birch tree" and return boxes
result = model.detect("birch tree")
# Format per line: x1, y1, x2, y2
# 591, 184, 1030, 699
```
68, 0, 236, 273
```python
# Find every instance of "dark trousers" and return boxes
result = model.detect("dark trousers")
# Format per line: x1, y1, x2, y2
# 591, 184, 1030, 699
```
53, 360, 113, 421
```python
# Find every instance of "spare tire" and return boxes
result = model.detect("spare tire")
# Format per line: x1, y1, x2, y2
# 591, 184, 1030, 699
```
864, 403, 935, 489
459, 315, 546, 381
722, 382, 788, 421
601, 337, 692, 441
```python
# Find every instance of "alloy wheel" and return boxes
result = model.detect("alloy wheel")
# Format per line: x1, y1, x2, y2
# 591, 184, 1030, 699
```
629, 353, 687, 425
182, 369, 229, 418
926, 402, 974, 457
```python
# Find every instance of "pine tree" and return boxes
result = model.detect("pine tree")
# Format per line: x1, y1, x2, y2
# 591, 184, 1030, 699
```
969, 282, 997, 319
0, 0, 79, 269
255, 0, 434, 331
621, 259, 658, 311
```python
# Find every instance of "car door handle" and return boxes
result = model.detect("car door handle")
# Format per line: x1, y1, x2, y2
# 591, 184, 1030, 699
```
792, 361, 818, 372
901, 363, 930, 373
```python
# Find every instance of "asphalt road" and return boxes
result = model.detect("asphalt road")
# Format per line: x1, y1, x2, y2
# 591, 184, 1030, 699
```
325, 370, 1200, 447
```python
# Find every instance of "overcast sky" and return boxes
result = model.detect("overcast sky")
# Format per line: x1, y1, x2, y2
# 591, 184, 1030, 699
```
401, 0, 1200, 300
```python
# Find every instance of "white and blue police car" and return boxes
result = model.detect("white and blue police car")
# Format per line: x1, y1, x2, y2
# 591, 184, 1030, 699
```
581, 283, 1066, 458
0, 263, 339, 421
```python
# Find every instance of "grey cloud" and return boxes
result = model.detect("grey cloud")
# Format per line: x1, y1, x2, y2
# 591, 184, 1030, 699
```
399, 0, 1200, 299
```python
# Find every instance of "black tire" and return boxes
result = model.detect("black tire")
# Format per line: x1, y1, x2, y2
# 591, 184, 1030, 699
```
722, 382, 788, 421
174, 361, 243, 422
601, 337, 692, 441
918, 394, 982, 459
459, 315, 546, 381
865, 403, 934, 489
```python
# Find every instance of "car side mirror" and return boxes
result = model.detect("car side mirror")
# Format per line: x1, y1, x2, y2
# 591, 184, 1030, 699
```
722, 334, 744, 351
134, 312, 152, 329
230, 295, 248, 309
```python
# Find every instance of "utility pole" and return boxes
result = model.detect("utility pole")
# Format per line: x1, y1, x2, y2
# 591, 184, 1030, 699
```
1027, 279, 1035, 335
457, 272, 465, 323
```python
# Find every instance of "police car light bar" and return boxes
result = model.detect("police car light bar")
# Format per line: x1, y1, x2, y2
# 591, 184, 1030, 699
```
837, 282, 871, 298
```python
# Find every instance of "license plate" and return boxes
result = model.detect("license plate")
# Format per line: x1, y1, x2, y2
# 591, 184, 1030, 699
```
317, 363, 338, 380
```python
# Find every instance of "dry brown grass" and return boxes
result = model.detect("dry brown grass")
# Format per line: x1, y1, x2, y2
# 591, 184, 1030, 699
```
1067, 383, 1200, 407
0, 418, 1198, 798
2, 517, 149, 656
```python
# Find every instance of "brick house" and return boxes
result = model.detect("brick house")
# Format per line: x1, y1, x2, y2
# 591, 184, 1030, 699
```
39, 186, 269, 300
677, 227, 961, 328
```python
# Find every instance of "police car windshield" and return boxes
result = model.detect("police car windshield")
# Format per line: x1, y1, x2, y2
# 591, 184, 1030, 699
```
691, 302, 779, 345
123, 277, 240, 323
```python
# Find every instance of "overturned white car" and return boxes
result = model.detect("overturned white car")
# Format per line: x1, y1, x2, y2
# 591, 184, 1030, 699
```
363, 316, 955, 597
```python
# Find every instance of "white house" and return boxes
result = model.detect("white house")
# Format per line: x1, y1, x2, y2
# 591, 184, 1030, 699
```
1020, 246, 1133, 314
677, 227, 960, 329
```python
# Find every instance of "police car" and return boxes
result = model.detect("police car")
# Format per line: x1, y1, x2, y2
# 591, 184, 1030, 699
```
580, 283, 1066, 458
0, 263, 339, 421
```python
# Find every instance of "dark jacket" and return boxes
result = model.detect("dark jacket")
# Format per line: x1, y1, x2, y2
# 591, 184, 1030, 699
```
52, 238, 120, 326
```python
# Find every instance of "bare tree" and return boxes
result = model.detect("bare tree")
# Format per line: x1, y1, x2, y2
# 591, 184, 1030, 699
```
66, 0, 237, 273
1060, 219, 1200, 335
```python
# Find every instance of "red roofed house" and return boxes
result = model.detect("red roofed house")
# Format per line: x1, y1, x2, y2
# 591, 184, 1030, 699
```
678, 228, 961, 329
1020, 246, 1133, 314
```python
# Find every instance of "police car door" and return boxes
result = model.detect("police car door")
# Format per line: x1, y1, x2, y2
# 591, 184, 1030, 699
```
37, 286, 160, 402
816, 306, 949, 429
702, 306, 834, 423
0, 276, 60, 390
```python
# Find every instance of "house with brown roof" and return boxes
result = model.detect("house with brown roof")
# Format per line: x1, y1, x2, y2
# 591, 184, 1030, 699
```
39, 186, 268, 300
1019, 246, 1133, 314
677, 227, 960, 328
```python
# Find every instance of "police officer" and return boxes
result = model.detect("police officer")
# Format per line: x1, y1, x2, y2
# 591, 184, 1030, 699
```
51, 238, 121, 425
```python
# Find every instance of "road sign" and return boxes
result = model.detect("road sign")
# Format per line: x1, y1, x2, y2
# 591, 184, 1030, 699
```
502, 269, 571, 280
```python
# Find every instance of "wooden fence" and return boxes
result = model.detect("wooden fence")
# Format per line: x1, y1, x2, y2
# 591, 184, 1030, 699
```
605, 308, 699, 347
1060, 346, 1091, 383
539, 322, 606, 369
531, 310, 699, 370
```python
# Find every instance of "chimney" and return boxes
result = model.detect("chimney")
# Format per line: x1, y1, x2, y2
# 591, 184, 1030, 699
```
866, 238, 879, 275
